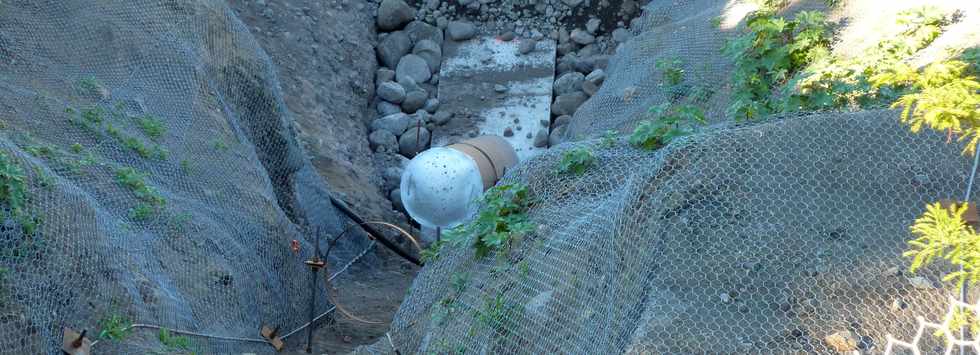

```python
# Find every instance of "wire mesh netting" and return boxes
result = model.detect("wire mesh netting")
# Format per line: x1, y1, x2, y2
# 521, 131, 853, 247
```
0, 0, 377, 353
359, 0, 980, 354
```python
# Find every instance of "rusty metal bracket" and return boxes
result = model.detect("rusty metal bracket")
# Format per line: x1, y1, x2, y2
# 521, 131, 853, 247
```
62, 328, 91, 355
260, 325, 284, 351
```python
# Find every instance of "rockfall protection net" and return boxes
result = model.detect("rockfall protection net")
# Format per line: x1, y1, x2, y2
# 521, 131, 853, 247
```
0, 1, 376, 353
360, 0, 980, 354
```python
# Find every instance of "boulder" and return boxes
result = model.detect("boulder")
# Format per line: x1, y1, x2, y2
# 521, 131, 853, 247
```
399, 126, 431, 157
371, 113, 412, 135
412, 40, 442, 73
824, 330, 859, 353
432, 111, 453, 125
404, 20, 444, 45
377, 31, 412, 69
551, 92, 588, 116
446, 21, 476, 41
422, 98, 440, 113
368, 130, 398, 151
570, 29, 595, 45
377, 101, 402, 116
377, 81, 407, 104
553, 72, 585, 95
533, 129, 549, 148
396, 54, 431, 84
377, 0, 416, 31
585, 69, 606, 86
401, 90, 428, 113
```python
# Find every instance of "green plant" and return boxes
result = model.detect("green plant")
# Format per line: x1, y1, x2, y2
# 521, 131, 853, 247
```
782, 6, 949, 112
0, 152, 38, 234
599, 130, 618, 148
904, 202, 980, 289
76, 76, 103, 97
81, 107, 104, 124
555, 147, 594, 175
70, 143, 84, 154
655, 58, 685, 87
420, 239, 445, 263
136, 114, 166, 140
629, 104, 705, 150
710, 16, 723, 29
97, 314, 132, 341
158, 329, 192, 350
445, 183, 535, 259
722, 9, 831, 120
212, 139, 228, 151
872, 59, 980, 155
115, 167, 165, 219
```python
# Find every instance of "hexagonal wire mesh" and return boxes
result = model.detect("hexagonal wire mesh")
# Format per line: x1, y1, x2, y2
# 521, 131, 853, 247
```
357, 0, 980, 354
0, 0, 377, 353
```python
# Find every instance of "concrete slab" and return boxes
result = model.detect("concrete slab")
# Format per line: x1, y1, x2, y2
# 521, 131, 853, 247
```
434, 37, 556, 161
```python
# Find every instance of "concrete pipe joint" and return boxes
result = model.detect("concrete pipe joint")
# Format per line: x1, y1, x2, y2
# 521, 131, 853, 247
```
399, 136, 518, 229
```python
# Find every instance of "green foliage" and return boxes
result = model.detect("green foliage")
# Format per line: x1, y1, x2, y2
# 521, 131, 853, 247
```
473, 293, 520, 340
629, 104, 705, 150
136, 115, 166, 140
872, 59, 980, 155
81, 107, 104, 124
76, 76, 103, 97
904, 202, 980, 290
120, 135, 168, 160
115, 167, 165, 220
0, 152, 38, 234
212, 139, 229, 151
555, 147, 594, 175
710, 16, 722, 29
445, 183, 535, 259
934, 306, 980, 339
782, 6, 949, 111
97, 314, 132, 341
722, 9, 831, 120
157, 329, 192, 350
70, 143, 84, 154
599, 130, 618, 148
655, 58, 685, 87
420, 239, 445, 264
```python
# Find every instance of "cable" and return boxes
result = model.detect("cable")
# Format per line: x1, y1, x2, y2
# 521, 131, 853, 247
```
87, 241, 377, 350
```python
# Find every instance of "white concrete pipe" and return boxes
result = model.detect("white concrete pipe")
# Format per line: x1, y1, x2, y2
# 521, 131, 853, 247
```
400, 136, 519, 229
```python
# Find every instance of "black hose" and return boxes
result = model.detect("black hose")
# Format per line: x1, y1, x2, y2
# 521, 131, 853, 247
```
328, 195, 422, 266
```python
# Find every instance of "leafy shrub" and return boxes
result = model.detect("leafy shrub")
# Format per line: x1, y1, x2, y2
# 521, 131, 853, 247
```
782, 6, 949, 111
445, 183, 535, 259
629, 104, 705, 150
555, 147, 594, 175
722, 9, 831, 120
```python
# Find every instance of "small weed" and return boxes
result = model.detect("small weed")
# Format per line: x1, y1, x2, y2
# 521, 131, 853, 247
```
81, 107, 104, 124
32, 166, 53, 190
158, 328, 192, 350
599, 130, 618, 148
179, 159, 191, 173
555, 147, 594, 175
655, 58, 685, 87
451, 272, 469, 294
97, 314, 132, 341
445, 183, 535, 259
24, 145, 55, 158
711, 16, 723, 29
0, 152, 38, 234
76, 76, 104, 97
629, 104, 705, 150
136, 114, 166, 140
69, 143, 83, 154
212, 139, 229, 151
115, 167, 165, 219
421, 239, 445, 263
